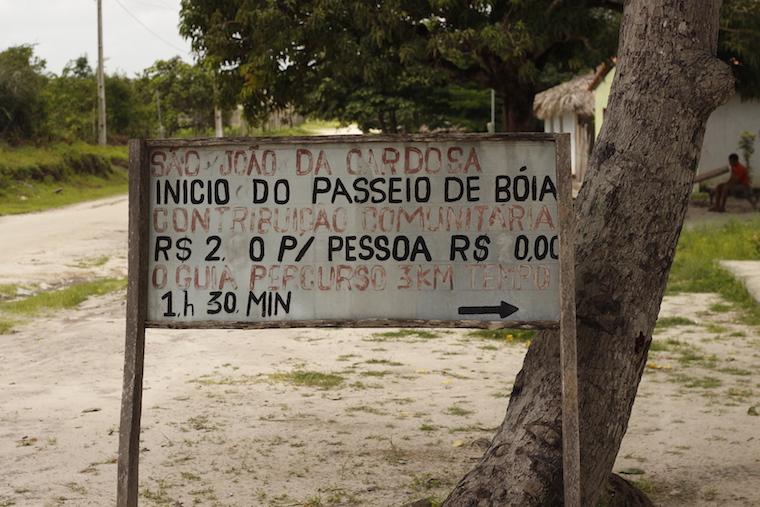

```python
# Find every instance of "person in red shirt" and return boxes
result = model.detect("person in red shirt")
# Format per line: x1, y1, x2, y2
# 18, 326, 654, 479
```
710, 153, 751, 212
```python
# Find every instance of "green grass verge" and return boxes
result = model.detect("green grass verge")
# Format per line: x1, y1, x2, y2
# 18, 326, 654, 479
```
0, 172, 128, 215
0, 278, 126, 316
667, 218, 760, 324
0, 143, 128, 215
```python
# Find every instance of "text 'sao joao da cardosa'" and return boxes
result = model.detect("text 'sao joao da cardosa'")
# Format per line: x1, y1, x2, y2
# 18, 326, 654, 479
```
146, 141, 562, 323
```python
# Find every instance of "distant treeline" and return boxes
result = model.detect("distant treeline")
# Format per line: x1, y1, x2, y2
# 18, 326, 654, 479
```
0, 45, 222, 144
0, 45, 496, 145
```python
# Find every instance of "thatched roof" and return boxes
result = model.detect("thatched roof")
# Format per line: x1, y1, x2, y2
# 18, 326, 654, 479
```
533, 72, 595, 120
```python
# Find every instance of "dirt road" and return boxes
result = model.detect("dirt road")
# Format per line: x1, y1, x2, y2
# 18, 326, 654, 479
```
0, 197, 758, 506
0, 196, 128, 286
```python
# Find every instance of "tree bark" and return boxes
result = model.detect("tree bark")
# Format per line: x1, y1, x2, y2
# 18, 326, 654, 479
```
444, 1, 734, 505
500, 87, 535, 132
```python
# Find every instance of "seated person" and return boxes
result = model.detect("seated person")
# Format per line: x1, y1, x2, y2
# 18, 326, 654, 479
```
709, 153, 750, 212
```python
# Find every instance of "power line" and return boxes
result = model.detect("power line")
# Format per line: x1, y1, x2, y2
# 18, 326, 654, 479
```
129, 0, 175, 11
112, 0, 190, 55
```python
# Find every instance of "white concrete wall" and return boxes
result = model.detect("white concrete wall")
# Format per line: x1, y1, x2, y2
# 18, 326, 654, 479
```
594, 73, 760, 183
699, 96, 760, 181
543, 113, 579, 176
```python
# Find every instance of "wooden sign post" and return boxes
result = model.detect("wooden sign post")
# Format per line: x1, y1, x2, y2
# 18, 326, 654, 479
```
117, 133, 578, 506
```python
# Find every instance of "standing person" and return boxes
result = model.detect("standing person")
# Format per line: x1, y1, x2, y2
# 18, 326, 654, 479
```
709, 153, 751, 212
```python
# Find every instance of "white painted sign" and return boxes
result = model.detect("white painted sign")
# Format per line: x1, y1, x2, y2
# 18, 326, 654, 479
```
144, 135, 566, 325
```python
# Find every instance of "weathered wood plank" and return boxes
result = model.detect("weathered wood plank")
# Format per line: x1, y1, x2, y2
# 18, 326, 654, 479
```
145, 132, 560, 148
117, 139, 150, 507
144, 319, 560, 330
693, 166, 728, 183
556, 133, 581, 507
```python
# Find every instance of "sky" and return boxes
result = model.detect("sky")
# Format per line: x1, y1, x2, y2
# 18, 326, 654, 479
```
0, 0, 194, 76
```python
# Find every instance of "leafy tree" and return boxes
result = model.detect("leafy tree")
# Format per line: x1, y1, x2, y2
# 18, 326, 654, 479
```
425, 1, 620, 130
43, 56, 97, 142
43, 56, 153, 142
180, 1, 453, 132
139, 57, 217, 136
720, 0, 760, 99
0, 45, 48, 142
106, 73, 154, 141
178, 1, 620, 132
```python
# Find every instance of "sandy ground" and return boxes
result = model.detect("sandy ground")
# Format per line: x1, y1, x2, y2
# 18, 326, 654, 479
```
0, 199, 759, 506
0, 196, 127, 286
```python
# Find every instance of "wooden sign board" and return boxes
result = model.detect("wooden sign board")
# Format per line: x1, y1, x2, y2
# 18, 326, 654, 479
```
117, 133, 578, 506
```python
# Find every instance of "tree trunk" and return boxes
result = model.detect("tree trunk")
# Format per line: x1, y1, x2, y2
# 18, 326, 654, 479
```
444, 1, 734, 506
500, 87, 536, 132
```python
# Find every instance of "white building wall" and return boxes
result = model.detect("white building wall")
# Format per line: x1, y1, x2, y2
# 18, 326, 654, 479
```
543, 113, 579, 176
699, 96, 760, 181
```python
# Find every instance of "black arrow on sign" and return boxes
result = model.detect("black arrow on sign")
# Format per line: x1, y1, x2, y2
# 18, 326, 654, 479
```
457, 301, 519, 319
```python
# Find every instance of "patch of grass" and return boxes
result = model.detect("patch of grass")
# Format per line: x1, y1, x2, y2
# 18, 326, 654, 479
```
370, 329, 440, 340
410, 473, 443, 491
185, 415, 217, 432
268, 370, 344, 389
631, 477, 655, 494
705, 323, 729, 334
667, 219, 760, 324
349, 381, 383, 390
303, 495, 324, 507
345, 404, 387, 416
141, 478, 177, 505
0, 318, 16, 334
444, 405, 474, 417
190, 374, 259, 386
70, 255, 109, 269
670, 374, 722, 389
448, 425, 480, 433
365, 358, 404, 366
65, 482, 87, 495
468, 328, 534, 343
717, 367, 752, 376
323, 488, 360, 505
649, 337, 686, 352
360, 370, 393, 377
180, 472, 201, 482
676, 348, 717, 368
709, 302, 732, 313
727, 387, 754, 398
419, 424, 438, 432
0, 284, 18, 298
0, 278, 126, 316
655, 316, 697, 329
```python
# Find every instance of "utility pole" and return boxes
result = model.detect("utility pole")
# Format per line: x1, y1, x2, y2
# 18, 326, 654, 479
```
214, 106, 223, 137
97, 0, 107, 145
488, 89, 496, 133
213, 80, 223, 138
156, 91, 165, 138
